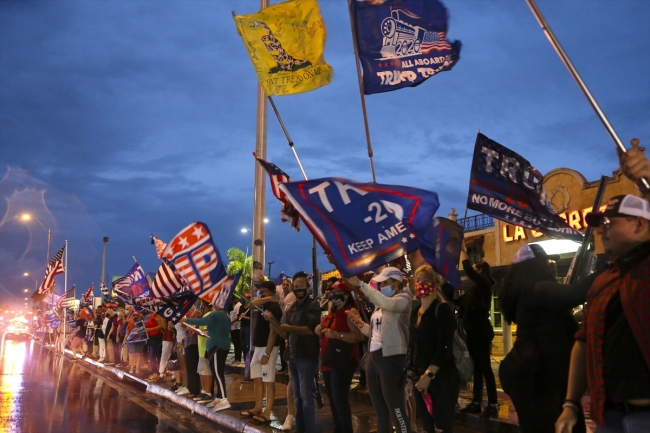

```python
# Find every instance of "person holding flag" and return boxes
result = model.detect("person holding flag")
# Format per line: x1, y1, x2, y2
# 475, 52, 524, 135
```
124, 310, 146, 375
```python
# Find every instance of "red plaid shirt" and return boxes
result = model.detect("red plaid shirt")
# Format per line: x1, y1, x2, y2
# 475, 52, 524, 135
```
575, 241, 650, 426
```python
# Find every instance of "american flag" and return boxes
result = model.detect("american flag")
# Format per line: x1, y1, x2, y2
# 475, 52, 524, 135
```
56, 286, 76, 309
199, 272, 241, 309
163, 222, 227, 298
37, 245, 65, 295
151, 235, 167, 259
81, 284, 94, 305
421, 31, 452, 54
256, 158, 301, 231
150, 260, 183, 298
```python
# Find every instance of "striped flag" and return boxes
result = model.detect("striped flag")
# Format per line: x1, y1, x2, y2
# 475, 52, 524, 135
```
81, 284, 94, 305
150, 260, 183, 298
199, 272, 241, 309
151, 235, 167, 259
256, 158, 301, 231
56, 286, 75, 309
37, 244, 65, 295
100, 282, 110, 299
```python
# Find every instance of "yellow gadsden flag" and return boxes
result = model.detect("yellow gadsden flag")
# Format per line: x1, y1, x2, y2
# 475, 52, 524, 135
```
234, 0, 333, 96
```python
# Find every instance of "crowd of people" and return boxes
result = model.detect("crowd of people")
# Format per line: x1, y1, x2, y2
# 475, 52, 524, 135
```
37, 147, 649, 433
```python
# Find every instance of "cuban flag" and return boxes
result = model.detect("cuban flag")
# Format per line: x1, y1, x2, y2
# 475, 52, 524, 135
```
112, 263, 151, 298
278, 177, 460, 285
256, 158, 301, 231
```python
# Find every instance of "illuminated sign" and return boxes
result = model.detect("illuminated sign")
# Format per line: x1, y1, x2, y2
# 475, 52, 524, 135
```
502, 204, 606, 243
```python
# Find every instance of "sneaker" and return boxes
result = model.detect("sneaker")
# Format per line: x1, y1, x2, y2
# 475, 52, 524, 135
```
479, 404, 498, 419
169, 384, 180, 392
197, 395, 215, 404
212, 399, 231, 411
175, 386, 190, 395
105, 362, 114, 366
282, 414, 295, 430
193, 393, 210, 401
460, 402, 482, 414
205, 398, 221, 408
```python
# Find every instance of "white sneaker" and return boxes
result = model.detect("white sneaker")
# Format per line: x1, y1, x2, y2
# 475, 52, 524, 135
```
283, 414, 295, 430
175, 386, 190, 395
212, 398, 231, 411
205, 398, 221, 407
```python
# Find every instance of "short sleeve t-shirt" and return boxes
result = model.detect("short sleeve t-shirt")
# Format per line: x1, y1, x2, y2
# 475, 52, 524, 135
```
369, 309, 384, 352
75, 319, 87, 339
252, 302, 282, 347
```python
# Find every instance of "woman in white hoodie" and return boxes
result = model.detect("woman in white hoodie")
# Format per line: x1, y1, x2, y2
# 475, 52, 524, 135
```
347, 267, 412, 433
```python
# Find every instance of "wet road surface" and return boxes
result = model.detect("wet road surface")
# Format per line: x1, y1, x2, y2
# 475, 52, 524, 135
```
0, 337, 234, 433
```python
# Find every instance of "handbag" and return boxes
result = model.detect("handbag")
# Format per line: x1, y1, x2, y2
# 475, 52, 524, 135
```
321, 314, 354, 370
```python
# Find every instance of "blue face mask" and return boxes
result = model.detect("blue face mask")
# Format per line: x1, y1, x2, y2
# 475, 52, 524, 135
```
380, 286, 395, 297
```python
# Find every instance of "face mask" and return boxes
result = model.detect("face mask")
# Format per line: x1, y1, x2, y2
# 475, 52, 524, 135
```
415, 281, 435, 298
116, 312, 121, 317
380, 286, 395, 297
294, 289, 308, 299
256, 290, 263, 298
331, 295, 345, 307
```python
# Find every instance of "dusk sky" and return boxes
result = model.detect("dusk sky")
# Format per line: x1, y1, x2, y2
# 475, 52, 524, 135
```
1, 0, 648, 303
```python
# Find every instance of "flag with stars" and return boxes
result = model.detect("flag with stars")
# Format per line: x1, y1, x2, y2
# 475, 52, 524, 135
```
162, 222, 228, 298
81, 284, 94, 305
154, 289, 198, 324
256, 158, 301, 231
151, 235, 167, 259
56, 286, 76, 309
278, 178, 449, 279
36, 244, 65, 295
100, 282, 110, 299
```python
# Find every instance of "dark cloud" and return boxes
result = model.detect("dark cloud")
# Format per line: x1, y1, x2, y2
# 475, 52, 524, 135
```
1, 0, 648, 301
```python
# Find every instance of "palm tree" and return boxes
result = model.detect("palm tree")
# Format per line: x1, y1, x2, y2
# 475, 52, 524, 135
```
225, 248, 253, 295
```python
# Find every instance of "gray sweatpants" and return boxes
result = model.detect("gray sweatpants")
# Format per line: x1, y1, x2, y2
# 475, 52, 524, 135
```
367, 350, 411, 433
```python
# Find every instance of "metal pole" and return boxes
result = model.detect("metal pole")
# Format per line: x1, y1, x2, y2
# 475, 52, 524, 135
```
63, 240, 68, 352
525, 0, 649, 191
268, 96, 308, 180
267, 261, 274, 280
347, 0, 377, 182
46, 228, 51, 265
101, 237, 108, 285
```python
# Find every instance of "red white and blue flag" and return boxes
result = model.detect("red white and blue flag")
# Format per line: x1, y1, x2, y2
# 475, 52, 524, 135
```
199, 272, 241, 309
163, 222, 227, 297
112, 263, 151, 298
150, 260, 184, 298
37, 244, 65, 295
151, 235, 167, 259
256, 158, 301, 231
56, 286, 76, 309
81, 284, 94, 305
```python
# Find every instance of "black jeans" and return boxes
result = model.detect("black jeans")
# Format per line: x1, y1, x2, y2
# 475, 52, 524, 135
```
467, 328, 498, 405
240, 326, 250, 359
184, 343, 201, 395
415, 366, 459, 433
323, 365, 356, 433
230, 329, 242, 362
366, 351, 411, 433
208, 347, 229, 399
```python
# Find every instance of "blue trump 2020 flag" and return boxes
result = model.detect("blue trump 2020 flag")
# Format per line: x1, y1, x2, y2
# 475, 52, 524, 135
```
353, 0, 461, 95
112, 263, 151, 298
467, 133, 583, 240
278, 178, 461, 286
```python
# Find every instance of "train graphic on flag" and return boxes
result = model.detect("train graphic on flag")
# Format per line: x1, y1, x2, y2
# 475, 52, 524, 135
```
379, 9, 452, 59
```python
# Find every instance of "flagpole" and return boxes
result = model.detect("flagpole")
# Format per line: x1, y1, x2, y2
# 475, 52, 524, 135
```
63, 240, 68, 353
267, 96, 308, 180
347, 0, 377, 183
525, 0, 649, 191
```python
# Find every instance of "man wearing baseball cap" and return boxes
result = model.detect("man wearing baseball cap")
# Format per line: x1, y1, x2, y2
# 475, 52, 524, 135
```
556, 194, 650, 432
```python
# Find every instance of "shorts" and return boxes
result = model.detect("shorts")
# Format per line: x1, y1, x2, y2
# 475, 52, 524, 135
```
250, 346, 280, 383
197, 357, 212, 376
71, 336, 84, 350
127, 341, 146, 354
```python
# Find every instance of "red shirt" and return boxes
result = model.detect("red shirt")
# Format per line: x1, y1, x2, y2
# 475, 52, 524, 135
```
575, 242, 650, 426
320, 306, 359, 372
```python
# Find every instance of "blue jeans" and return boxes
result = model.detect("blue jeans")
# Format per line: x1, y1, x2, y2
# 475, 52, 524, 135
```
595, 409, 650, 433
289, 358, 318, 433
323, 366, 356, 433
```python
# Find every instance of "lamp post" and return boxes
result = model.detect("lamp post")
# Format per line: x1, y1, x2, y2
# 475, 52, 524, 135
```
20, 214, 51, 265
267, 261, 274, 280
101, 237, 109, 284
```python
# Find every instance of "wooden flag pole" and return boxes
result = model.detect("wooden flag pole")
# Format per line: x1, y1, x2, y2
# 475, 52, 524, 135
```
526, 0, 648, 191
347, 0, 377, 183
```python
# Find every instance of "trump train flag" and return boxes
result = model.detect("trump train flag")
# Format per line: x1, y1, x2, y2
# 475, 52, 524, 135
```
234, 0, 333, 96
353, 0, 461, 95
278, 177, 460, 285
467, 133, 583, 240
112, 263, 151, 298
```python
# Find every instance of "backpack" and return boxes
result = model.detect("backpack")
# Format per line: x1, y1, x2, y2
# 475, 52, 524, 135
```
435, 302, 474, 382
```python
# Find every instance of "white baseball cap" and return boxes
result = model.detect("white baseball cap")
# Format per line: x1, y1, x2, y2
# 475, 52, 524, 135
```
513, 244, 560, 264
585, 194, 650, 227
371, 267, 403, 283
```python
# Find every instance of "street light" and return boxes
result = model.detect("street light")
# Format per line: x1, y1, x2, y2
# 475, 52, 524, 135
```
241, 228, 252, 233
20, 213, 51, 265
